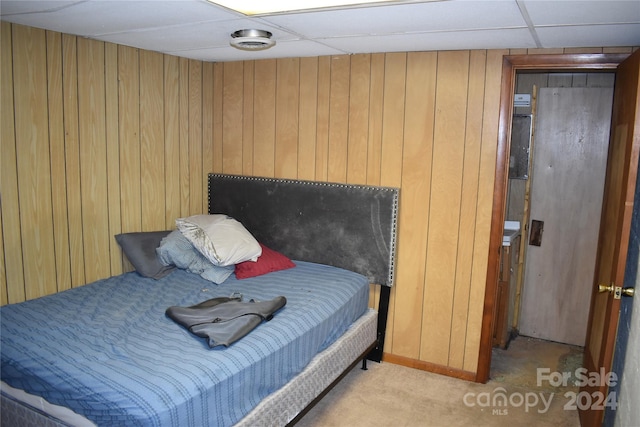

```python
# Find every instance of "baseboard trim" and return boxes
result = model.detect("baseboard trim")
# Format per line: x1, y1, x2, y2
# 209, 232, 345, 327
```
382, 353, 477, 382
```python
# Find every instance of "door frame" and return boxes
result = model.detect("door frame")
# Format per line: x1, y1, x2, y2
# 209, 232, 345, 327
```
476, 52, 631, 383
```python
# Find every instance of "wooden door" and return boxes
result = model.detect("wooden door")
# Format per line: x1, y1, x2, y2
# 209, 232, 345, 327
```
579, 49, 640, 427
519, 87, 613, 346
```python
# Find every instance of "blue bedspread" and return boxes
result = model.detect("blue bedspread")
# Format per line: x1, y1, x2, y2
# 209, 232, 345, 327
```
0, 261, 369, 426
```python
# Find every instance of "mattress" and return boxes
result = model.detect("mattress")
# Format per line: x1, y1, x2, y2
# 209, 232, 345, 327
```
1, 261, 370, 426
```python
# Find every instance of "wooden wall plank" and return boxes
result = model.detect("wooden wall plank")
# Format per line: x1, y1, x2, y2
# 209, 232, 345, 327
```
202, 62, 215, 212
140, 50, 166, 231
528, 48, 564, 55
253, 59, 276, 177
603, 47, 634, 54
241, 61, 254, 176
379, 52, 405, 187
421, 51, 470, 365
164, 55, 181, 228
104, 43, 122, 274
212, 63, 224, 174
118, 45, 141, 234
564, 47, 604, 54
179, 58, 190, 217
327, 56, 350, 183
548, 73, 574, 87
393, 52, 436, 359
366, 53, 385, 187
366, 53, 385, 322
448, 50, 486, 369
298, 57, 318, 181
347, 54, 371, 185
46, 30, 72, 289
0, 22, 24, 303
275, 58, 300, 179
188, 60, 203, 216
464, 49, 508, 372
380, 52, 406, 358
315, 56, 331, 181
62, 33, 85, 287
77, 38, 110, 283
13, 25, 57, 299
587, 73, 615, 87
222, 61, 243, 175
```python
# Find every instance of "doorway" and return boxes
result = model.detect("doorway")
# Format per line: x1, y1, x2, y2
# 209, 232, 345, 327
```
476, 52, 633, 384
490, 71, 616, 389
479, 50, 640, 427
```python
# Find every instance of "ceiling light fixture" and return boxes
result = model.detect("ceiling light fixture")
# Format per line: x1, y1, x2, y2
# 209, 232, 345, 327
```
230, 29, 276, 51
211, 0, 399, 16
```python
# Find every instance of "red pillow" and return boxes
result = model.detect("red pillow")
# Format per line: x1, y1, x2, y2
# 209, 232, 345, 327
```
235, 243, 295, 279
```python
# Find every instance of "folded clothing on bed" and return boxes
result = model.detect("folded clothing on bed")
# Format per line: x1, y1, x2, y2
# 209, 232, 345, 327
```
0, 261, 369, 427
166, 295, 287, 347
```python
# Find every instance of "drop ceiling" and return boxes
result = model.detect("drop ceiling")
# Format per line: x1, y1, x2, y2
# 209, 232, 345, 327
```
1, 0, 638, 62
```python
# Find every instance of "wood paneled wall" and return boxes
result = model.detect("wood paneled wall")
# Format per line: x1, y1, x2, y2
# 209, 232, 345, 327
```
1, 24, 211, 303
1, 22, 633, 375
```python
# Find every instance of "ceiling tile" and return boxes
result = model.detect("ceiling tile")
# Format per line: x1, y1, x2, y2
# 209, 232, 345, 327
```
0, 1, 84, 16
2, 0, 238, 36
98, 18, 298, 52
320, 28, 538, 53
263, 0, 527, 38
523, 0, 640, 26
535, 23, 640, 48
170, 39, 345, 62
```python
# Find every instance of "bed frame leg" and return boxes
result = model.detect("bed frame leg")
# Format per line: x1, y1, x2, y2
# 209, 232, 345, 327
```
367, 285, 391, 363
361, 358, 368, 370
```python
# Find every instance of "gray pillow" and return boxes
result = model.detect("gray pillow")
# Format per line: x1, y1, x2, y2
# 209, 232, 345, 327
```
115, 231, 176, 279
156, 230, 234, 284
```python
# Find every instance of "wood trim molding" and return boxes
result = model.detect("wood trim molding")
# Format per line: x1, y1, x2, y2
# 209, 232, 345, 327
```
383, 353, 477, 382
475, 53, 629, 384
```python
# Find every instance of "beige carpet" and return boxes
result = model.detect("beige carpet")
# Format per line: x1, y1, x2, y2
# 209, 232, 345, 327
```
297, 339, 581, 427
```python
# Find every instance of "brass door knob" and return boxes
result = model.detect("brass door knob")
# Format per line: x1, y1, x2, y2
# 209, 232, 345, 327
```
598, 283, 614, 294
621, 288, 635, 297
598, 283, 634, 298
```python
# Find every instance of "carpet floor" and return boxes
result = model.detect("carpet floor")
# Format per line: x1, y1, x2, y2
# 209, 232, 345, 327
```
296, 336, 581, 427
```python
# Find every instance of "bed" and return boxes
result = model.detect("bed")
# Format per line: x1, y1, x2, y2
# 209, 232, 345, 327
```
1, 174, 399, 426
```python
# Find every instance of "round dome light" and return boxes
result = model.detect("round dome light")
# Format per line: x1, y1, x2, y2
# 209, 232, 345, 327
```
230, 29, 276, 51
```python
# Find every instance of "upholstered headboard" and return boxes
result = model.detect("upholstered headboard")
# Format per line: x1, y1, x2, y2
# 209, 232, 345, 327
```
208, 174, 399, 287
